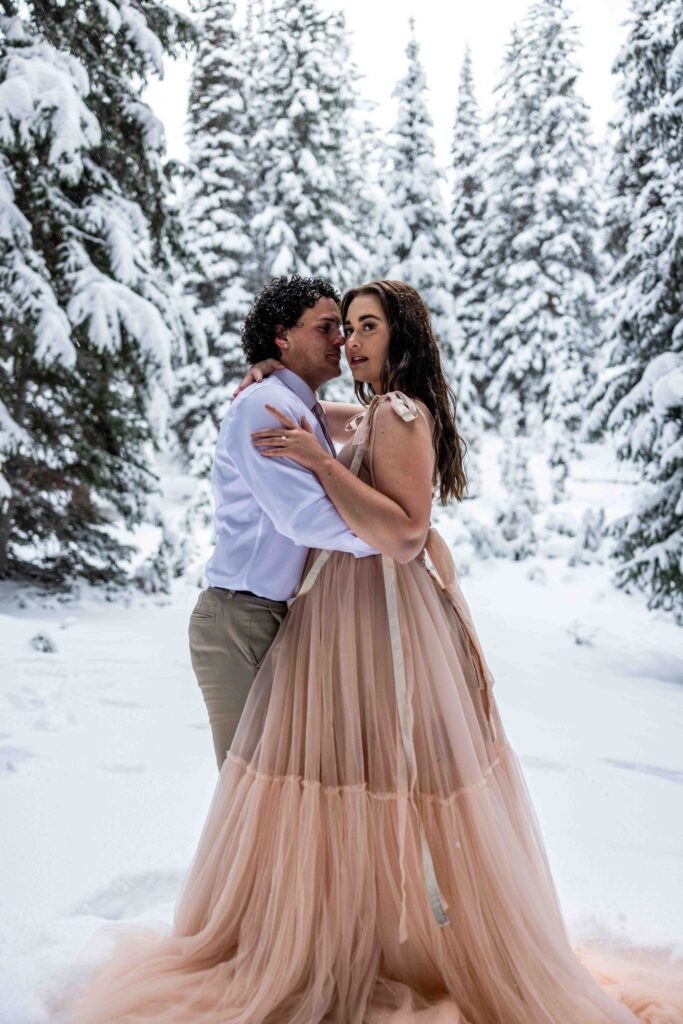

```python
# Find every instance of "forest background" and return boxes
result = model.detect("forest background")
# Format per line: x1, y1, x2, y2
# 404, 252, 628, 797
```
0, 0, 681, 621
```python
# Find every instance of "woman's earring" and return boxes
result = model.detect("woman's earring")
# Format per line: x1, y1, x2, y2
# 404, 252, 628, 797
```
282, 342, 289, 349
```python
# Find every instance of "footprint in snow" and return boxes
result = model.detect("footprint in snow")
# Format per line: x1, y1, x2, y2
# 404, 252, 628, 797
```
0, 745, 35, 774
520, 754, 568, 774
600, 758, 683, 785
99, 762, 146, 775
618, 651, 683, 686
99, 698, 155, 709
5, 678, 75, 731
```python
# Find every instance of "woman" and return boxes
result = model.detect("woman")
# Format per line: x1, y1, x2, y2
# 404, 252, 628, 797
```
53, 281, 681, 1023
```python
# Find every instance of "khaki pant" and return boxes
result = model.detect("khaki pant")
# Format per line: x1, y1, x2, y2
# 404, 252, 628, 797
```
189, 587, 288, 769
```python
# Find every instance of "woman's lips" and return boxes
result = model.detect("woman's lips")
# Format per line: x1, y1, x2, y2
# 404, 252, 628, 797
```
350, 356, 368, 365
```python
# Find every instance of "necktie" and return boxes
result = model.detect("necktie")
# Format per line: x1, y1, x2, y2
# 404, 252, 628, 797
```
312, 402, 337, 458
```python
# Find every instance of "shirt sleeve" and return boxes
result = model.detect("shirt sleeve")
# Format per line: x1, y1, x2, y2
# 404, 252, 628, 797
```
223, 386, 378, 557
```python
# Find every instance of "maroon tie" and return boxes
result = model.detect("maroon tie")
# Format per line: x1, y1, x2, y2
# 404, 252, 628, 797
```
312, 402, 337, 458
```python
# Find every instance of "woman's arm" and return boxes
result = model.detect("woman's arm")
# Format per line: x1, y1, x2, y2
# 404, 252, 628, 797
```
232, 364, 362, 440
231, 361, 361, 438
319, 400, 364, 443
252, 402, 434, 563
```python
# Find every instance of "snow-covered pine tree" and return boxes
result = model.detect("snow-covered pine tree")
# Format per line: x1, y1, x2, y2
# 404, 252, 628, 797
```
450, 46, 487, 418
243, 0, 267, 93
476, 25, 528, 431
175, 0, 254, 479
529, 0, 602, 439
448, 44, 490, 495
583, 0, 683, 620
481, 1, 601, 436
380, 21, 458, 369
493, 396, 539, 559
0, 1, 196, 584
547, 422, 570, 502
568, 506, 606, 566
248, 0, 368, 290
186, 0, 253, 364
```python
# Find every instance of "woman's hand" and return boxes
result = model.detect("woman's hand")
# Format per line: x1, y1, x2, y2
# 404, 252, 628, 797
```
232, 358, 284, 399
251, 405, 333, 472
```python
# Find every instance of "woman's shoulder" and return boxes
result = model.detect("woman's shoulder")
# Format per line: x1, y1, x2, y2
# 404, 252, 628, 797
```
375, 391, 434, 430
345, 391, 434, 439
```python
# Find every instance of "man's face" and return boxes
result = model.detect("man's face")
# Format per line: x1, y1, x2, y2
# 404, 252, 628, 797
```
279, 297, 344, 389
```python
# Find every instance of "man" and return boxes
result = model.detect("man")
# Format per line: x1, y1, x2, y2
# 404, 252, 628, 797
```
189, 275, 376, 769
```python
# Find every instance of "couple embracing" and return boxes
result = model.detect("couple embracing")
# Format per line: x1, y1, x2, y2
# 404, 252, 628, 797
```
54, 277, 679, 1024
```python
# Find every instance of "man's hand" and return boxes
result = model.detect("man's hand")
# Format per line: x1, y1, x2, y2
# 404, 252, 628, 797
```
232, 358, 284, 399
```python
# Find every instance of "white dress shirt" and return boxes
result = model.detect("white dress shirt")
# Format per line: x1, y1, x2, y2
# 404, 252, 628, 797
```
205, 368, 377, 600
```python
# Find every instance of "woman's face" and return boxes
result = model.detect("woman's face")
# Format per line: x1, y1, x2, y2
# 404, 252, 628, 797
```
343, 294, 391, 391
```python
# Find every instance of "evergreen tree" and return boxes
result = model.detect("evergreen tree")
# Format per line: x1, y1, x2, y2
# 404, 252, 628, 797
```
481, 1, 601, 434
450, 45, 487, 419
583, 0, 683, 620
380, 21, 458, 366
448, 45, 490, 494
568, 507, 606, 567
547, 423, 570, 502
495, 405, 539, 560
174, 0, 253, 478
477, 25, 528, 430
0, 1, 196, 583
249, 0, 368, 289
185, 0, 252, 365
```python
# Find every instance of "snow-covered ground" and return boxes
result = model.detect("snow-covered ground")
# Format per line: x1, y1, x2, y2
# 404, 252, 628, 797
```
1, 437, 682, 1023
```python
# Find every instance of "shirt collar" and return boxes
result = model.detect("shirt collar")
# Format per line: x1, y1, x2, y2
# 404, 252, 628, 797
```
276, 367, 318, 410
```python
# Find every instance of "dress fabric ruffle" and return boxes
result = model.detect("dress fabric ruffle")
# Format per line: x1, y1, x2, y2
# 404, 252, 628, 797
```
51, 392, 683, 1024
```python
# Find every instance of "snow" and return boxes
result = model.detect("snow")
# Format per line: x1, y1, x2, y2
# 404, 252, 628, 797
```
0, 436, 681, 1022
514, 152, 534, 175
0, 171, 29, 234
122, 99, 165, 153
66, 263, 174, 390
34, 300, 75, 368
0, 43, 100, 185
652, 359, 683, 416
7, 256, 76, 369
0, 15, 29, 43
93, 0, 122, 35
119, 5, 165, 77
668, 38, 683, 87
0, 400, 30, 452
82, 193, 149, 287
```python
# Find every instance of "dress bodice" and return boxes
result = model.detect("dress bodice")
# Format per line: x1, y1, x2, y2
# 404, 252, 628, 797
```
338, 390, 435, 488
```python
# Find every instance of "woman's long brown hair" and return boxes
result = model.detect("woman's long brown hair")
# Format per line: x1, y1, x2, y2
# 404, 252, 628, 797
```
341, 280, 468, 504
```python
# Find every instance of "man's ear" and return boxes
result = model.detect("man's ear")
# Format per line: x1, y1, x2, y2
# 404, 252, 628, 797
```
274, 324, 289, 351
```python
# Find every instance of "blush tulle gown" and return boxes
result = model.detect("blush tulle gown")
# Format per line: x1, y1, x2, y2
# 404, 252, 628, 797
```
52, 393, 683, 1024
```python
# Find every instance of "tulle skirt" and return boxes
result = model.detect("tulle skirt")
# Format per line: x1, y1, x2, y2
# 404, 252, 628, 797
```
51, 547, 683, 1024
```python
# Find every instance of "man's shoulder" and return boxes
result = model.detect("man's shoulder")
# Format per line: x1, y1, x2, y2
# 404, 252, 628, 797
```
224, 379, 305, 432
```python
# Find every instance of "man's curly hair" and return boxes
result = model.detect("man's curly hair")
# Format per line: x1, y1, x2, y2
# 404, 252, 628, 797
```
241, 275, 341, 365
